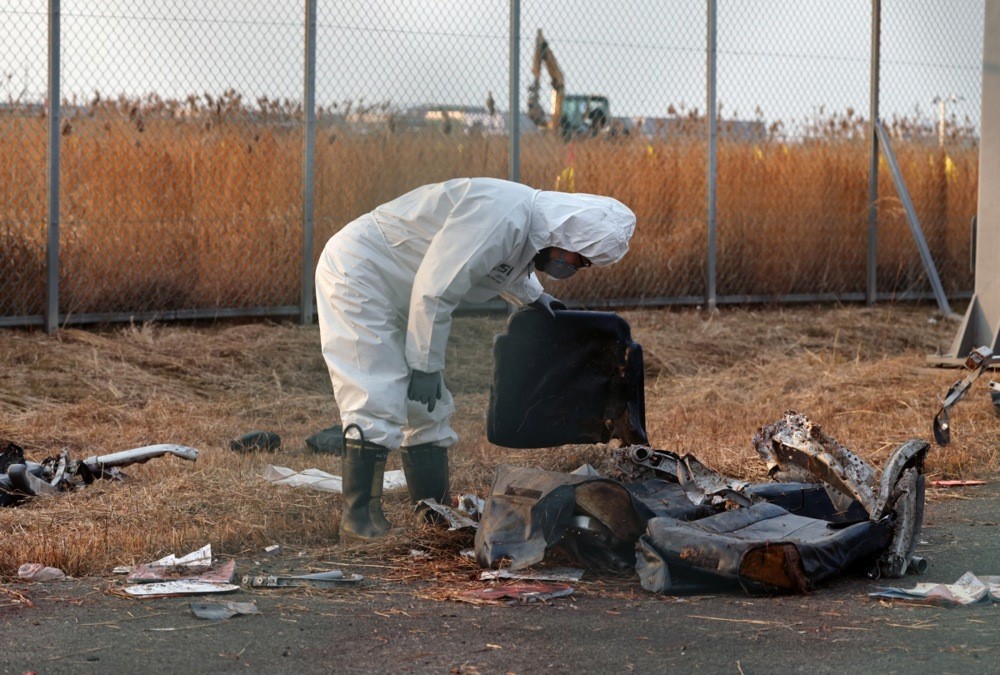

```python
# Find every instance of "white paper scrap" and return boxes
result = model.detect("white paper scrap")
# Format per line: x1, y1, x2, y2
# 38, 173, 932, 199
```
149, 544, 213, 569
869, 571, 1000, 606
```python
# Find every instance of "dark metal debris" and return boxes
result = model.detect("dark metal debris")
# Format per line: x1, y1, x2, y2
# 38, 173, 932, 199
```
305, 425, 344, 455
229, 430, 281, 453
933, 345, 1000, 446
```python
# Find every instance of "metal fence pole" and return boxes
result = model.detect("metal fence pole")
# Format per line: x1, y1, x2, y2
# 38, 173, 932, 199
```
874, 121, 954, 317
300, 0, 317, 325
706, 0, 718, 311
867, 0, 881, 305
45, 0, 61, 333
508, 0, 520, 184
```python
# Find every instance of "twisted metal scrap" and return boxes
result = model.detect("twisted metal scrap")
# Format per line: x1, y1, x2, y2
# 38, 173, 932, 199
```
753, 411, 878, 515
933, 346, 999, 446
615, 445, 753, 507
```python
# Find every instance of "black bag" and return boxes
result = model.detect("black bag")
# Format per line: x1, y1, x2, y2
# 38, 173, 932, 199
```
487, 309, 648, 448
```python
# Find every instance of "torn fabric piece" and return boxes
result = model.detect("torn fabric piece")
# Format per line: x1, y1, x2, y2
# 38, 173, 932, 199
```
190, 601, 261, 620
263, 465, 406, 494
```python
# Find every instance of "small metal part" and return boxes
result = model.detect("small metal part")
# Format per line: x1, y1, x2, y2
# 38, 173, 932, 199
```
242, 570, 363, 588
933, 346, 999, 446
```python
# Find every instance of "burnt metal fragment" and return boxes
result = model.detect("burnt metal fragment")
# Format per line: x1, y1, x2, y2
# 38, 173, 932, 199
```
933, 345, 999, 446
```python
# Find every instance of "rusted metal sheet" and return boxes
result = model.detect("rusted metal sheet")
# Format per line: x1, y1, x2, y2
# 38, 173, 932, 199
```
753, 412, 878, 514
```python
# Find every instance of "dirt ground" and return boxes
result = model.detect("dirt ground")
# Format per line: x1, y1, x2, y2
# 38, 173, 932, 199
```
1, 303, 999, 672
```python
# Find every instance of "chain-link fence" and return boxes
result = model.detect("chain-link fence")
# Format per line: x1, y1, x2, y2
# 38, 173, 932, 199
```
1, 5, 48, 319
880, 0, 984, 299
0, 1, 985, 328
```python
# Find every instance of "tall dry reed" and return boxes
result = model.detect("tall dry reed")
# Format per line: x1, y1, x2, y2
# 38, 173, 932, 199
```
0, 99, 978, 315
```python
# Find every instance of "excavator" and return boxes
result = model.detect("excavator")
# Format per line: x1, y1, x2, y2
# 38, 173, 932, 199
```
527, 29, 610, 138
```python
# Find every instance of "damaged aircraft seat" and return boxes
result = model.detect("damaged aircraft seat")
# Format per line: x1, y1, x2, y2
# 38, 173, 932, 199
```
474, 465, 647, 572
487, 309, 647, 448
635, 503, 895, 595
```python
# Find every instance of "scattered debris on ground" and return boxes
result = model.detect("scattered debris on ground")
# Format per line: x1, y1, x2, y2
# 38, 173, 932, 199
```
459, 582, 575, 606
242, 570, 363, 588
0, 441, 198, 506
306, 425, 345, 455
869, 571, 1000, 606
124, 580, 241, 598
415, 497, 480, 531
190, 600, 261, 620
471, 411, 930, 596
17, 563, 67, 582
120, 545, 238, 598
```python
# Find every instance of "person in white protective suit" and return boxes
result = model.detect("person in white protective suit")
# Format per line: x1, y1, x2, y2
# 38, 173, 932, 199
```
315, 177, 636, 541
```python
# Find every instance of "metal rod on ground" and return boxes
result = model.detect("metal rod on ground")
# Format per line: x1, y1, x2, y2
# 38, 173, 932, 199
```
706, 0, 718, 312
300, 0, 318, 325
874, 120, 955, 318
508, 0, 520, 185
45, 0, 61, 334
867, 0, 881, 306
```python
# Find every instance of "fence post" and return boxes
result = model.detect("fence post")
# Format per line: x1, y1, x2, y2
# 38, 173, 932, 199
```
508, 0, 520, 184
867, 0, 881, 305
300, 0, 318, 325
706, 0, 718, 311
45, 0, 61, 333
874, 122, 954, 317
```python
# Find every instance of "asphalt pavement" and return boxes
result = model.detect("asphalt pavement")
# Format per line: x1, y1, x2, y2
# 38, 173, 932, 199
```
2, 483, 997, 675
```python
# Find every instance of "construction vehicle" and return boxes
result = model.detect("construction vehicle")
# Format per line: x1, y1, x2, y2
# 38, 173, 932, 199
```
527, 29, 610, 138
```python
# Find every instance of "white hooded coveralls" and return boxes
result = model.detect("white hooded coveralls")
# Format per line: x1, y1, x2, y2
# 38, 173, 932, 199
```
316, 177, 636, 450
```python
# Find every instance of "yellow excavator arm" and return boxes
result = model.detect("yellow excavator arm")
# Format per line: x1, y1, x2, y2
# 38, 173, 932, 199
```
527, 29, 565, 131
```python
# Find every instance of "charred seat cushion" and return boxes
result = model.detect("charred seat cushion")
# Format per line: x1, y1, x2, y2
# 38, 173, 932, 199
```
636, 502, 893, 595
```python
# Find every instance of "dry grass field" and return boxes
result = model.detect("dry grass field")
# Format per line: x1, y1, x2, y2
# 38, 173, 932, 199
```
0, 100, 979, 315
1, 303, 996, 579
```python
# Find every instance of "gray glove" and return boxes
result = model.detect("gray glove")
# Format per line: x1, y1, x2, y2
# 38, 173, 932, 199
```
407, 370, 442, 412
528, 292, 567, 318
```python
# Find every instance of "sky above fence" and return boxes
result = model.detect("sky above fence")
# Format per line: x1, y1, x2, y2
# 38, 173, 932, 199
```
1, 0, 985, 134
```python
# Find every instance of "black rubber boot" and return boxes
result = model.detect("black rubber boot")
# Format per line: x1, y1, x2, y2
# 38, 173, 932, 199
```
368, 452, 392, 535
339, 426, 391, 542
399, 443, 450, 505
